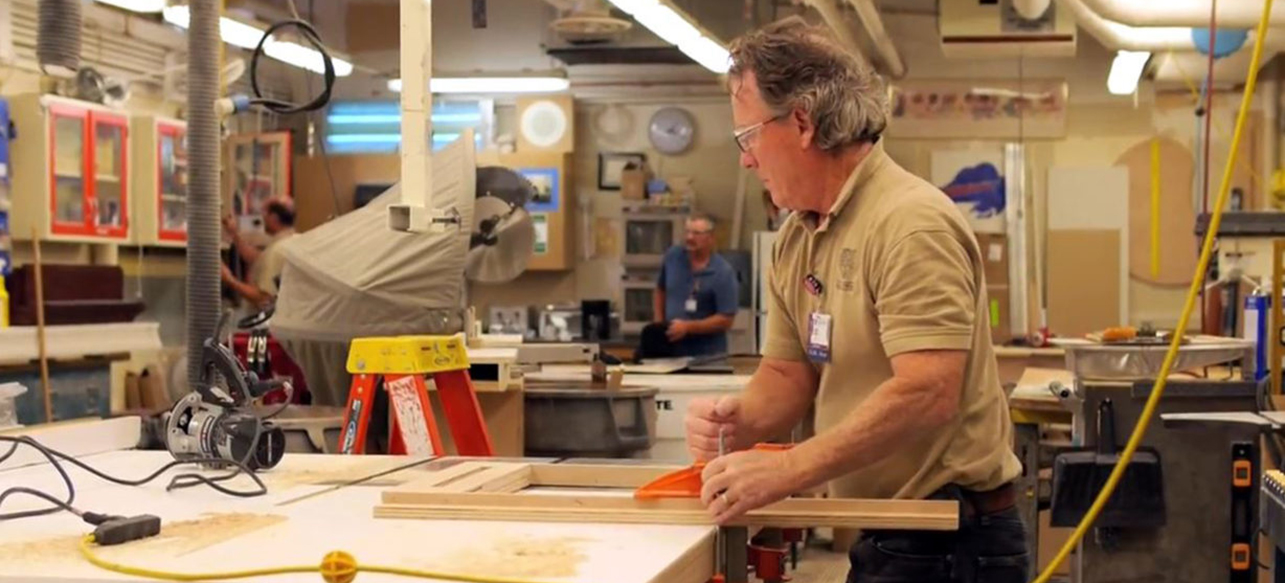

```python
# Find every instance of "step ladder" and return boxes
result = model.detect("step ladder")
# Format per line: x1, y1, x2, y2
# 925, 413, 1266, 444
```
338, 335, 494, 456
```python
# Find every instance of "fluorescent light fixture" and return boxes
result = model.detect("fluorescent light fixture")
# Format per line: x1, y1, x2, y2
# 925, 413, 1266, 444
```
162, 6, 264, 50
603, 0, 659, 16
264, 40, 354, 76
328, 113, 482, 124
633, 4, 700, 46
1107, 50, 1150, 95
679, 36, 730, 74
163, 5, 352, 76
95, 0, 166, 13
388, 77, 571, 94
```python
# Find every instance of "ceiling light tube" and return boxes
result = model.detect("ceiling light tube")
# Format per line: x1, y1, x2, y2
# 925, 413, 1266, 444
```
603, 0, 659, 16
95, 0, 166, 13
679, 36, 731, 74
633, 4, 700, 46
264, 40, 354, 77
388, 77, 571, 94
1107, 50, 1150, 95
162, 6, 264, 50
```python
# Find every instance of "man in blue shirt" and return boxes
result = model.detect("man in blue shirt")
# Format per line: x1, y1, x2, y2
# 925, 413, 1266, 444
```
647, 213, 740, 357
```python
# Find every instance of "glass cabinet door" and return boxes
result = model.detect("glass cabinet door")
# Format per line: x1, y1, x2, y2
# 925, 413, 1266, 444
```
230, 133, 288, 216
92, 117, 126, 232
158, 125, 188, 237
51, 109, 86, 228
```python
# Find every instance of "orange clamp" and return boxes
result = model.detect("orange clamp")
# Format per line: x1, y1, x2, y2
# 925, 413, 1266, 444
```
635, 443, 793, 499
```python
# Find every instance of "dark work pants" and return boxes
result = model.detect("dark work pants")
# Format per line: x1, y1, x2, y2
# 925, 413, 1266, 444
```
846, 484, 1030, 583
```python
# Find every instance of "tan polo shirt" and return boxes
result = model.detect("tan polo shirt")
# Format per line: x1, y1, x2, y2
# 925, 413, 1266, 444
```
249, 227, 295, 297
762, 142, 1021, 501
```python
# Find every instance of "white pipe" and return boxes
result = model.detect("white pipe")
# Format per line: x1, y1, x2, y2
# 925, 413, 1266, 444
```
1058, 0, 1197, 52
1082, 0, 1285, 28
847, 0, 907, 79
1061, 0, 1285, 52
1013, 0, 1051, 21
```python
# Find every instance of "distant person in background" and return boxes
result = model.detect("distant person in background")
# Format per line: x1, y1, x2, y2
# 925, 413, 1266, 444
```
221, 198, 297, 311
638, 213, 739, 359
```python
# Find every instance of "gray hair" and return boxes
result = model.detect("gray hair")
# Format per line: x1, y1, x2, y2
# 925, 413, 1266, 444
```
728, 16, 890, 151
687, 212, 716, 231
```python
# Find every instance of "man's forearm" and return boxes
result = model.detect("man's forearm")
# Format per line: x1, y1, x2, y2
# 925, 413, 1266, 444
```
787, 376, 950, 490
685, 313, 734, 335
733, 360, 815, 451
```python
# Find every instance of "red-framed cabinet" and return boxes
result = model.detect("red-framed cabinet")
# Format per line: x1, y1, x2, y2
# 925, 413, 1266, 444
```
9, 94, 130, 243
130, 115, 187, 247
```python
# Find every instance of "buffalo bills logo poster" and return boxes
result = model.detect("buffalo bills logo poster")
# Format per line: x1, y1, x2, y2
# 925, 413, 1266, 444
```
931, 150, 1006, 234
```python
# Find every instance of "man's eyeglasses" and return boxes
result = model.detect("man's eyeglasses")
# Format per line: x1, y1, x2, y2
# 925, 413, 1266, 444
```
733, 112, 787, 153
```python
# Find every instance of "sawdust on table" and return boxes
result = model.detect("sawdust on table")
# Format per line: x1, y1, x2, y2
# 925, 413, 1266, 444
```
261, 460, 412, 488
0, 512, 287, 564
415, 535, 592, 578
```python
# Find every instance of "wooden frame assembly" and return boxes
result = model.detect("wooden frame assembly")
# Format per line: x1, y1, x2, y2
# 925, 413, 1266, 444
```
375, 460, 959, 531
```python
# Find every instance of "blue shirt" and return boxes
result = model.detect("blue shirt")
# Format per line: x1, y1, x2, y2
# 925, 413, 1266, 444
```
657, 245, 739, 356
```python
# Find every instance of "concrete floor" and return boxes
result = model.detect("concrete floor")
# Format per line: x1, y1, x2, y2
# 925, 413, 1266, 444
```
784, 546, 850, 582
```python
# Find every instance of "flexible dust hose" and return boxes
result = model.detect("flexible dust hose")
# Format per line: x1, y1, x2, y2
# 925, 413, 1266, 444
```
185, 0, 222, 390
37, 0, 81, 78
1030, 0, 1275, 580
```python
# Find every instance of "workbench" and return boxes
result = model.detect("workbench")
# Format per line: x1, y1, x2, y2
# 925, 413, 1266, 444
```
0, 419, 719, 583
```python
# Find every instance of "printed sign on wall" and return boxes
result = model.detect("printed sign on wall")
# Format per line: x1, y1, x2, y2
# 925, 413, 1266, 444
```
931, 150, 1006, 234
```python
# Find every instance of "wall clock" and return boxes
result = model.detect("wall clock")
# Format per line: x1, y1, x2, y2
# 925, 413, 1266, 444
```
648, 106, 695, 155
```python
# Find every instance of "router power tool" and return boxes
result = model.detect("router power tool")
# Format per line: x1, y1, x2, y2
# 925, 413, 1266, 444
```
163, 315, 288, 471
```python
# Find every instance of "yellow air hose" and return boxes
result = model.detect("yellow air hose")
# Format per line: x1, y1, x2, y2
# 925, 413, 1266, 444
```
1031, 0, 1276, 580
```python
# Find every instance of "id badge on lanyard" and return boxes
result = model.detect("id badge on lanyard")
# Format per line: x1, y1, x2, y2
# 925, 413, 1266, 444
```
686, 278, 700, 313
804, 273, 831, 363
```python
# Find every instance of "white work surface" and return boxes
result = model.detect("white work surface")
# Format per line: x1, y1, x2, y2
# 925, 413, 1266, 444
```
0, 323, 162, 365
0, 423, 714, 583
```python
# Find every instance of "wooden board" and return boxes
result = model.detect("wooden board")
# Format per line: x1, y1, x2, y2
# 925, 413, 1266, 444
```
1047, 229, 1123, 337
379, 461, 959, 531
375, 492, 959, 530
1117, 137, 1198, 286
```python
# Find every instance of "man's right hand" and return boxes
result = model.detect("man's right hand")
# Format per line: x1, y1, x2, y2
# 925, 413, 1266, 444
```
685, 395, 742, 462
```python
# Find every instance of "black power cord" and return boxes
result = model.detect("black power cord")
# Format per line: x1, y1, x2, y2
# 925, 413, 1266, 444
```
0, 434, 268, 524
247, 19, 335, 115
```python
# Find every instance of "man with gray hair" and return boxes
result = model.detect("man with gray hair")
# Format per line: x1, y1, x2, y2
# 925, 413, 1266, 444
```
642, 212, 739, 358
684, 16, 1028, 582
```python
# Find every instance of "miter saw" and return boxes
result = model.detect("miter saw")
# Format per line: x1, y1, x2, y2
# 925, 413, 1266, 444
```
163, 314, 288, 471
465, 166, 539, 284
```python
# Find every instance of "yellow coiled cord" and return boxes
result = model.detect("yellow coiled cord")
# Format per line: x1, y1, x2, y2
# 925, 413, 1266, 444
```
1030, 0, 1276, 581
80, 535, 571, 583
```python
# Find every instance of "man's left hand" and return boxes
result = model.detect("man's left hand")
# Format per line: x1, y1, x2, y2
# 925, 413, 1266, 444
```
700, 449, 801, 525
667, 319, 691, 341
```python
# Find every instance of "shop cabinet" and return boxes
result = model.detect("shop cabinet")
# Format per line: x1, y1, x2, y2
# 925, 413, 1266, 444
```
130, 116, 187, 247
9, 94, 130, 243
223, 131, 291, 221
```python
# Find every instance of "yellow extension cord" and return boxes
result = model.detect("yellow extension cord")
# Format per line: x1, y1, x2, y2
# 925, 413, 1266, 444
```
79, 535, 570, 583
1031, 0, 1276, 581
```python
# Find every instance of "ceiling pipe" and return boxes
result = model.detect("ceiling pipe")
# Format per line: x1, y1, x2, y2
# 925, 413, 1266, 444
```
1081, 0, 1285, 28
846, 0, 907, 79
1060, 0, 1285, 52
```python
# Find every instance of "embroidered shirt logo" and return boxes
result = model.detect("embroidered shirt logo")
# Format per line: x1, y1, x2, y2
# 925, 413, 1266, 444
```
838, 248, 856, 292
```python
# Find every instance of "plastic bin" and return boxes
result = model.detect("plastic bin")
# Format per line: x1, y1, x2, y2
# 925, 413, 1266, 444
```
524, 386, 657, 458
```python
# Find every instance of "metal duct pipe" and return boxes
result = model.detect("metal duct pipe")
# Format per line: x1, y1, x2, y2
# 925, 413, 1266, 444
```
185, 0, 222, 389
1082, 0, 1285, 28
37, 0, 81, 78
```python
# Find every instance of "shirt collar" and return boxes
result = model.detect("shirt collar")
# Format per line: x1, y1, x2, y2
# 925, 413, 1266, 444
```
804, 141, 887, 232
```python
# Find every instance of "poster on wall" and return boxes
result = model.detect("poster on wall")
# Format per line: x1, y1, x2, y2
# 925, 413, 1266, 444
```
931, 150, 1006, 234
886, 79, 1067, 139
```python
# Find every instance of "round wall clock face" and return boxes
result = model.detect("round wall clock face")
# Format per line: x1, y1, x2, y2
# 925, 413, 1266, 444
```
521, 100, 568, 148
648, 106, 695, 155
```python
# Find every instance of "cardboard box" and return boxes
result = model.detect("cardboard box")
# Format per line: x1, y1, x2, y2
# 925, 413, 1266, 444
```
621, 168, 648, 200
975, 232, 1010, 286
987, 284, 1012, 343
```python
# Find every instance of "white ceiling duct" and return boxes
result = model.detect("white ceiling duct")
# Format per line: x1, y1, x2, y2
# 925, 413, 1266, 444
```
800, 0, 866, 61
1060, 0, 1285, 52
1081, 0, 1285, 28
